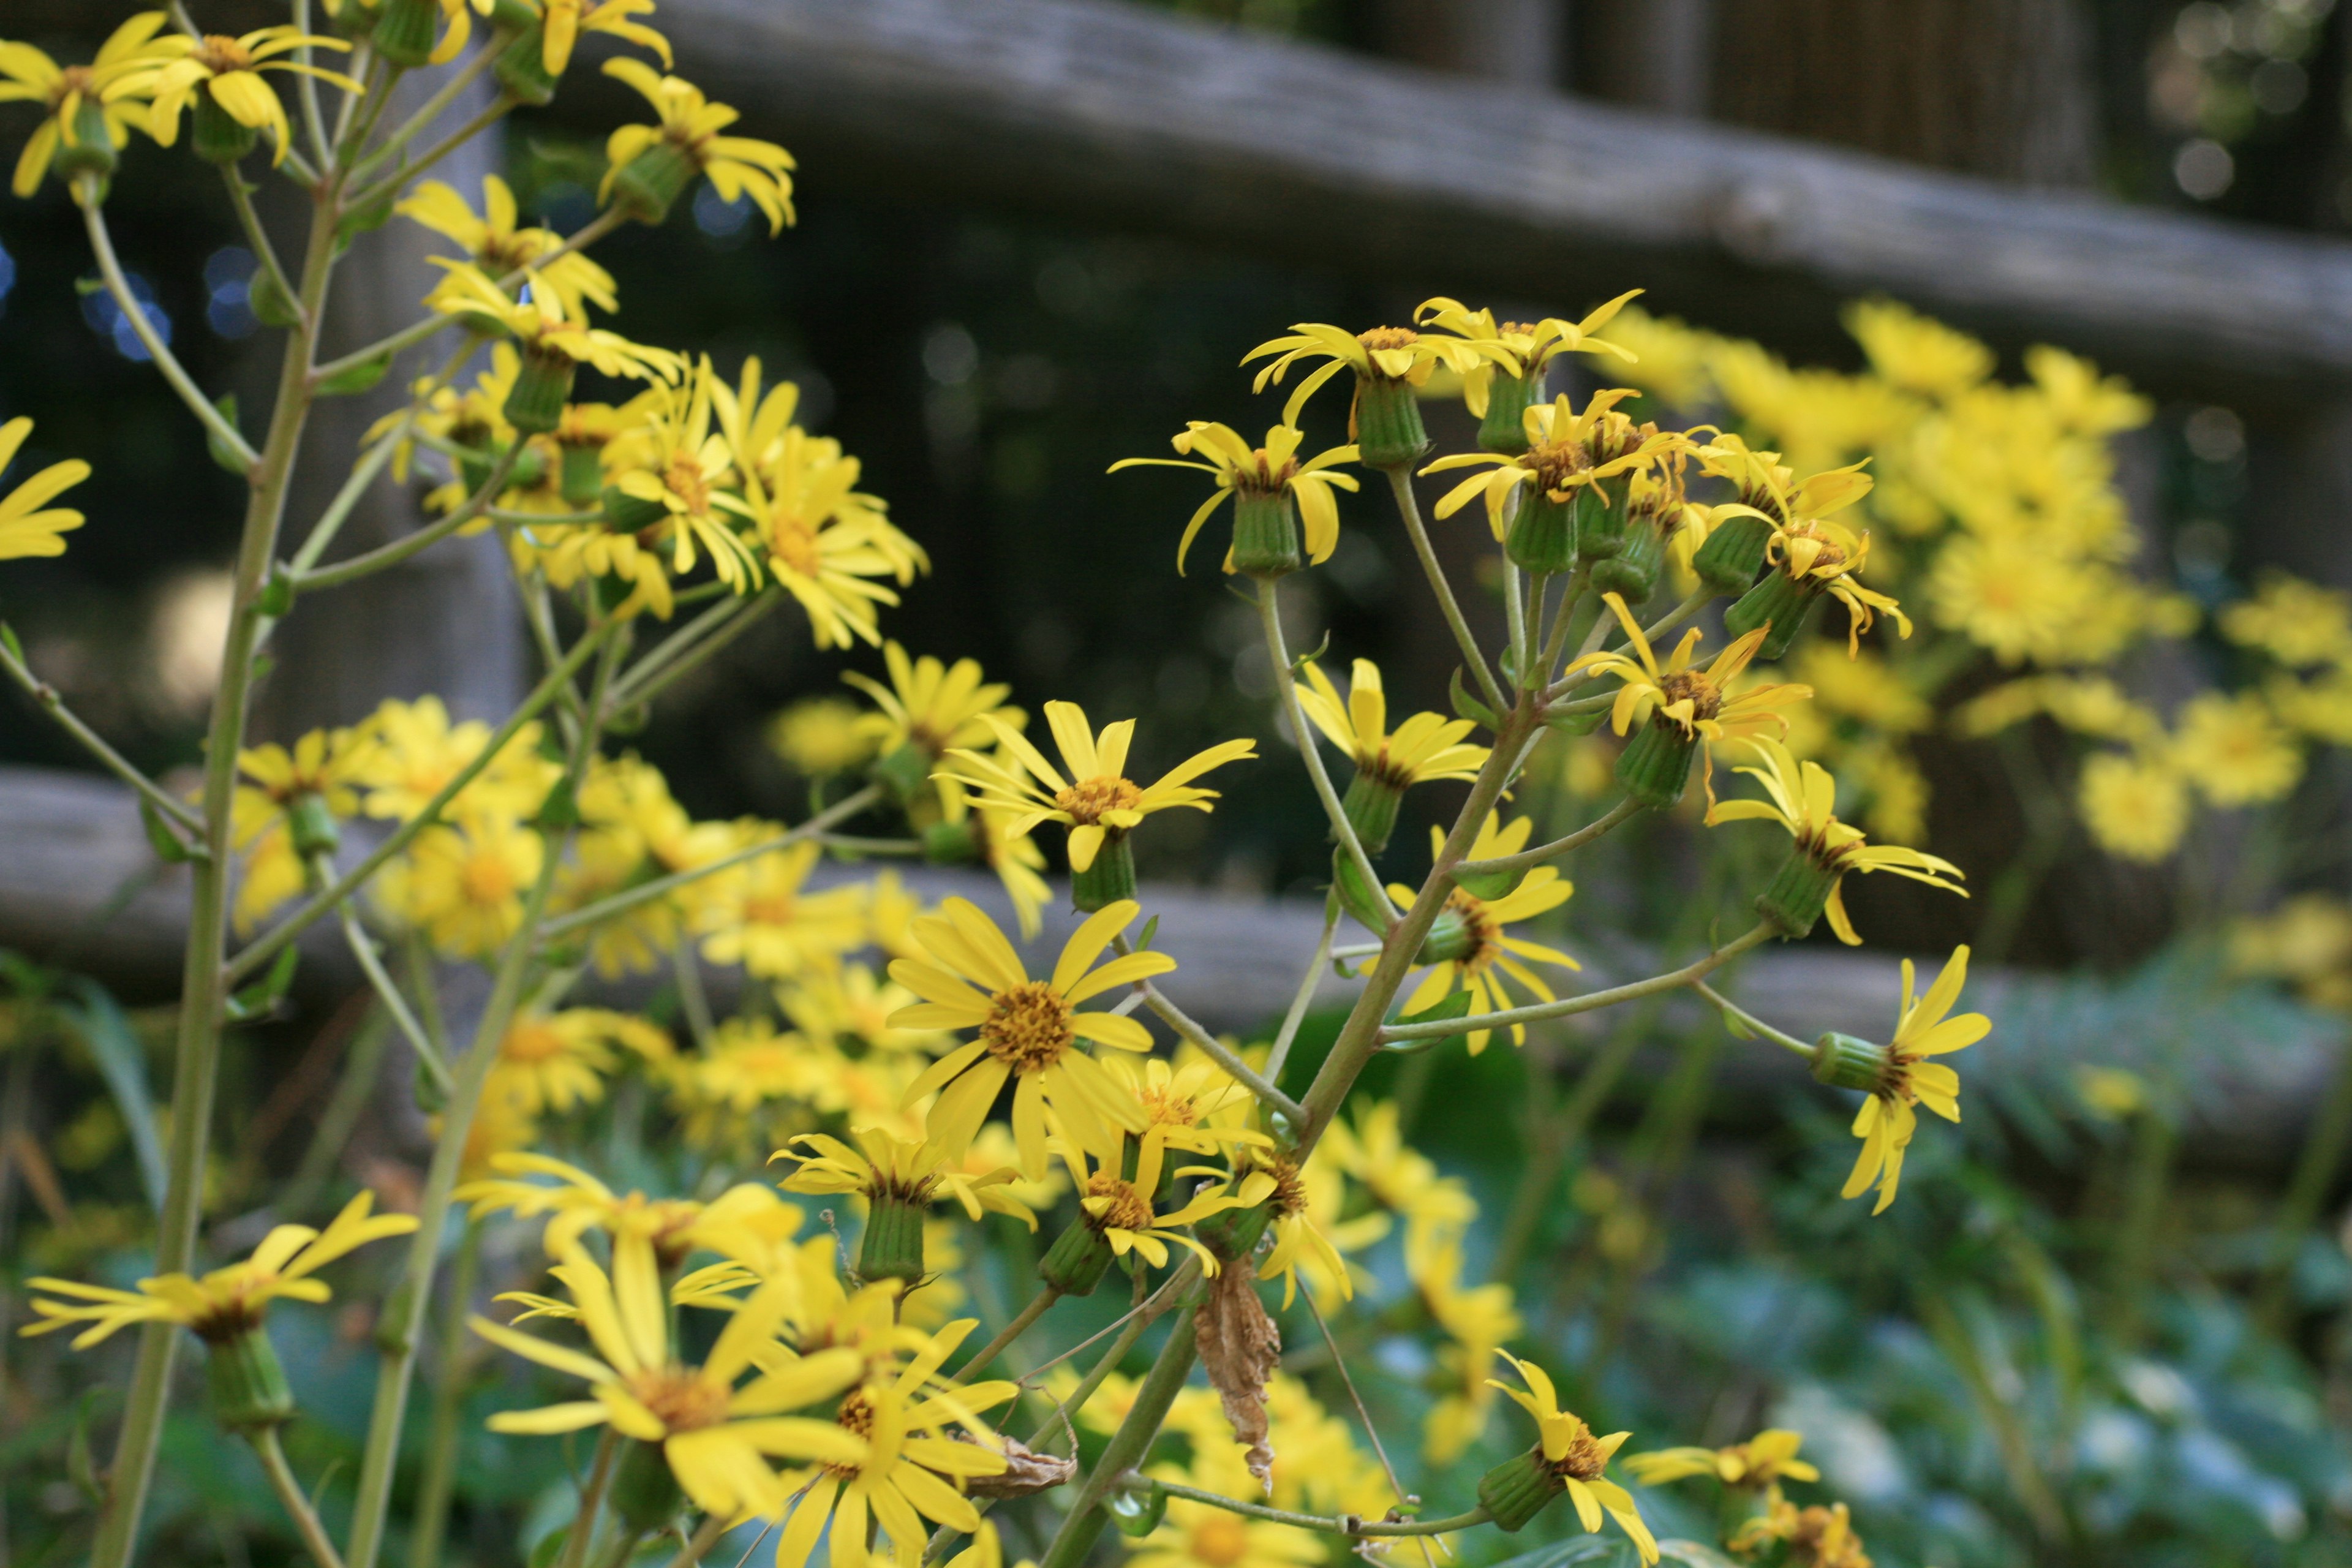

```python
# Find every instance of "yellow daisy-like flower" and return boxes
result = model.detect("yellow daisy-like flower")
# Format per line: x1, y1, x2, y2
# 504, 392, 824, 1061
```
933, 769, 1052, 941
508, 0, 670, 77
1422, 389, 1686, 540
2171, 690, 2304, 807
1706, 737, 1965, 945
938, 701, 1256, 873
1413, 290, 1642, 417
846, 642, 1019, 797
695, 837, 870, 981
397, 175, 618, 320
230, 723, 377, 930
1049, 1120, 1243, 1274
2218, 573, 2352, 668
429, 260, 683, 383
0, 13, 183, 197
146, 28, 359, 167
1761, 517, 1912, 657
1728, 1498, 1871, 1568
1212, 1148, 1378, 1309
600, 59, 797, 233
1624, 1428, 1820, 1489
2079, 750, 2190, 863
783, 963, 952, 1057
743, 424, 910, 647
472, 1243, 869, 1520
1693, 434, 1874, 532
1376, 813, 1581, 1055
1108, 422, 1359, 575
486, 1008, 671, 1118
1296, 657, 1487, 788
1321, 1098, 1476, 1250
1839, 945, 1988, 1215
456, 1153, 706, 1267
0, 417, 89, 560
22, 1191, 413, 1348
889, 897, 1169, 1178
377, 815, 545, 960
780, 1125, 1039, 1229
1243, 322, 1512, 431
1097, 1053, 1268, 1168
771, 696, 878, 776
1487, 1352, 1657, 1566
771, 1324, 1018, 1568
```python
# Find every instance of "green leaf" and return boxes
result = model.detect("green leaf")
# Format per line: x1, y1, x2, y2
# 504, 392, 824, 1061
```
206, 393, 246, 474
74, 273, 105, 296
1452, 864, 1523, 901
1721, 1008, 1756, 1040
316, 350, 393, 398
1136, 914, 1160, 951
138, 797, 195, 864
66, 1390, 107, 1506
249, 654, 276, 687
1449, 666, 1499, 730
255, 569, 294, 619
533, 777, 580, 829
0, 620, 23, 666
61, 978, 167, 1215
226, 943, 300, 1024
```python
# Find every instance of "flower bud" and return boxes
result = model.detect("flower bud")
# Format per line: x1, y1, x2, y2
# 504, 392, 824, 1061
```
1230, 492, 1303, 580
1691, 512, 1774, 595
1414, 907, 1477, 967
1069, 833, 1136, 913
600, 483, 669, 534
1479, 371, 1542, 456
1038, 1215, 1116, 1297
369, 0, 440, 67
1331, 848, 1391, 932
1352, 379, 1431, 471
1754, 845, 1839, 940
1722, 568, 1825, 662
193, 94, 259, 165
1613, 714, 1697, 810
867, 740, 933, 808
1338, 769, 1404, 857
493, 22, 561, 105
1477, 1449, 1564, 1532
609, 1438, 684, 1531
1590, 513, 1664, 605
557, 436, 606, 508
504, 344, 576, 435
607, 144, 698, 227
1573, 481, 1629, 560
287, 793, 341, 860
205, 1326, 295, 1431
1504, 490, 1577, 576
51, 100, 118, 185
858, 1193, 929, 1283
1811, 1031, 1894, 1093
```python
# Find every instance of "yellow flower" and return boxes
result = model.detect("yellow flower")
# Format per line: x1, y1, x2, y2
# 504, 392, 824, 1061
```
427, 260, 684, 385
230, 723, 376, 930
1568, 592, 1809, 801
2171, 691, 2303, 807
379, 816, 545, 959
1047, 1120, 1243, 1273
2078, 751, 2190, 862
1096, 1054, 1268, 1168
1423, 389, 1684, 540
1487, 1352, 1657, 1564
938, 701, 1256, 873
1729, 1498, 1871, 1568
1214, 1149, 1378, 1309
2218, 573, 2352, 668
472, 1243, 869, 1520
1840, 945, 1988, 1215
1412, 1229, 1519, 1463
783, 963, 952, 1057
0, 13, 181, 197
508, 0, 669, 76
1320, 1099, 1476, 1251
146, 28, 359, 167
1295, 657, 1487, 787
1413, 290, 1642, 415
1123, 1494, 1325, 1568
555, 753, 734, 975
741, 423, 910, 647
1108, 422, 1358, 575
1844, 297, 1994, 397
397, 175, 617, 319
778, 1126, 1038, 1229
889, 897, 1168, 1177
0, 417, 89, 559
2026, 344, 2151, 436
771, 696, 877, 775
933, 770, 1052, 941
456, 1153, 706, 1265
1243, 321, 1512, 430
770, 1324, 1017, 1568
486, 1008, 671, 1118
356, 694, 559, 824
695, 837, 869, 981
601, 59, 796, 233
1376, 813, 1581, 1054
1706, 738, 1966, 945
1762, 517, 1910, 657
1694, 434, 1874, 532
1926, 533, 2101, 665
1623, 1428, 1819, 1488
23, 1191, 413, 1347
846, 643, 1017, 766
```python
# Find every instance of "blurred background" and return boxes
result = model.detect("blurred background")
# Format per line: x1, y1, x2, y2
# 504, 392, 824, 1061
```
8, 2, 2352, 1566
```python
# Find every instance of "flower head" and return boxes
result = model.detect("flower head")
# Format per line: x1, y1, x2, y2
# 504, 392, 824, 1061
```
1296, 657, 1487, 790
778, 1126, 1039, 1230
487, 1008, 671, 1118
694, 837, 870, 981
398, 175, 617, 318
1624, 1427, 1820, 1489
508, 0, 670, 77
1413, 290, 1642, 415
601, 59, 796, 233
1567, 592, 1809, 802
23, 1191, 413, 1347
1423, 390, 1686, 538
1840, 945, 1988, 1214
1049, 1119, 1243, 1273
146, 28, 358, 167
0, 13, 184, 196
0, 417, 89, 560
1109, 422, 1358, 575
377, 816, 545, 959
427, 261, 684, 383
1377, 813, 1581, 1054
1487, 1351, 1656, 1564
1243, 322, 1510, 429
938, 701, 1255, 873
889, 897, 1169, 1177
230, 723, 377, 929
846, 643, 1017, 766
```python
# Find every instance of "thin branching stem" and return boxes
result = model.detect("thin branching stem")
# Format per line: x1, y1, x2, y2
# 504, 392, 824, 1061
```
251, 1427, 347, 1568
1692, 979, 1819, 1060
1262, 894, 1339, 1086
346, 47, 498, 184
1129, 1478, 1491, 1539
1453, 797, 1643, 884
80, 185, 258, 470
1381, 922, 1776, 1042
293, 442, 522, 590
1114, 934, 1305, 1120
1385, 468, 1506, 714
1257, 579, 1390, 930
221, 171, 300, 330
0, 636, 202, 834
953, 1287, 1061, 1381
319, 860, 454, 1093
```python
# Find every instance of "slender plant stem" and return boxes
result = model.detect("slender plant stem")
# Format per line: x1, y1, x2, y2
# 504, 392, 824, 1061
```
1296, 1281, 1434, 1567
1384, 468, 1505, 714
1035, 1306, 1201, 1568
89, 167, 344, 1568
225, 623, 615, 986
1454, 797, 1642, 884
1691, 980, 1817, 1060
221, 171, 301, 331
347, 88, 516, 215
538, 785, 882, 942
1545, 588, 1714, 703
251, 1426, 348, 1568
292, 0, 333, 169
671, 940, 718, 1054
1262, 895, 1339, 1087
1117, 943, 1303, 1123
953, 1287, 1061, 1381
346, 47, 497, 184
326, 873, 453, 1093
2258, 1030, 2352, 1326
405, 1216, 483, 1568
552, 1431, 620, 1568
293, 443, 521, 591
1381, 922, 1774, 1044
1133, 1479, 1489, 1539
1258, 581, 1390, 929
284, 425, 405, 579
605, 589, 769, 706
603, 589, 786, 716
0, 636, 202, 832
80, 188, 258, 470
663, 1514, 729, 1568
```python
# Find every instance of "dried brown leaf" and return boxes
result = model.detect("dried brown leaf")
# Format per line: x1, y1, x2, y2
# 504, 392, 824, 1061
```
954, 1430, 1077, 1498
1196, 1258, 1281, 1488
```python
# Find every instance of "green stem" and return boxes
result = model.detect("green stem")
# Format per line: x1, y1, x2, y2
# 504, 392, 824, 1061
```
251, 1425, 347, 1568
1119, 953, 1303, 1123
1259, 581, 1390, 930
1262, 894, 1338, 1087
80, 185, 257, 470
1543, 588, 1713, 703
1385, 468, 1505, 715
405, 1216, 483, 1568
603, 587, 786, 714
293, 443, 521, 591
662, 1514, 728, 1568
1134, 1480, 1488, 1539
952, 1287, 1060, 1381
89, 165, 343, 1568
554, 1431, 620, 1568
1380, 923, 1773, 1044
1035, 1308, 1200, 1568
1690, 981, 1816, 1060
221, 168, 301, 333
1532, 566, 1589, 690
2106, 1107, 2176, 1345
1453, 798, 1641, 884
2257, 1031, 2352, 1328
328, 875, 453, 1093
0, 634, 203, 832
671, 940, 717, 1054
345, 47, 497, 183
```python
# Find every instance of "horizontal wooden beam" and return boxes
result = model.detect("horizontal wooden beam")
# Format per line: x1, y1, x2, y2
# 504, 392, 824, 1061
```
1, 763, 2332, 1172
595, 0, 2352, 408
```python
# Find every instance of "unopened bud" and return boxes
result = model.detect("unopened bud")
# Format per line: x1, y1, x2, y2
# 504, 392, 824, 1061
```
1352, 378, 1431, 471
1613, 715, 1697, 810
1069, 832, 1136, 913
1477, 1449, 1564, 1533
205, 1327, 295, 1431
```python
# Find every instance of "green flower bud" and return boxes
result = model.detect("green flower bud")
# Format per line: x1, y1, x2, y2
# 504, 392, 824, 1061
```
558, 440, 606, 508
369, 0, 440, 67
1414, 905, 1478, 967
1722, 567, 1825, 662
1573, 481, 1629, 560
1477, 1449, 1564, 1533
1479, 371, 1543, 456
1812, 1031, 1894, 1093
1613, 714, 1698, 810
205, 1327, 295, 1431
1038, 1215, 1116, 1297
1589, 512, 1664, 605
1691, 511, 1774, 595
493, 21, 561, 105
1338, 769, 1404, 857
504, 344, 576, 435
858, 1192, 929, 1283
607, 143, 698, 227
1352, 377, 1431, 471
1755, 845, 1840, 940
51, 100, 118, 185
1332, 848, 1391, 932
287, 793, 341, 860
600, 483, 669, 534
1069, 832, 1136, 913
192, 94, 259, 165
1230, 491, 1303, 580
1504, 490, 1577, 576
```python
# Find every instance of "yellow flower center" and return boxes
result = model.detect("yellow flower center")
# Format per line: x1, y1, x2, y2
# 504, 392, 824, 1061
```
742, 890, 798, 927
1543, 1420, 1610, 1483
1657, 668, 1723, 725
769, 514, 821, 577
1054, 775, 1142, 825
664, 458, 712, 516
1264, 1157, 1306, 1219
1084, 1172, 1154, 1233
1136, 1083, 1202, 1128
50, 66, 96, 111
1187, 1513, 1253, 1568
624, 1366, 731, 1434
1525, 437, 1593, 496
979, 981, 1074, 1071
824, 1387, 878, 1477
1357, 326, 1419, 353
501, 1020, 569, 1064
461, 850, 519, 907
195, 36, 255, 74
